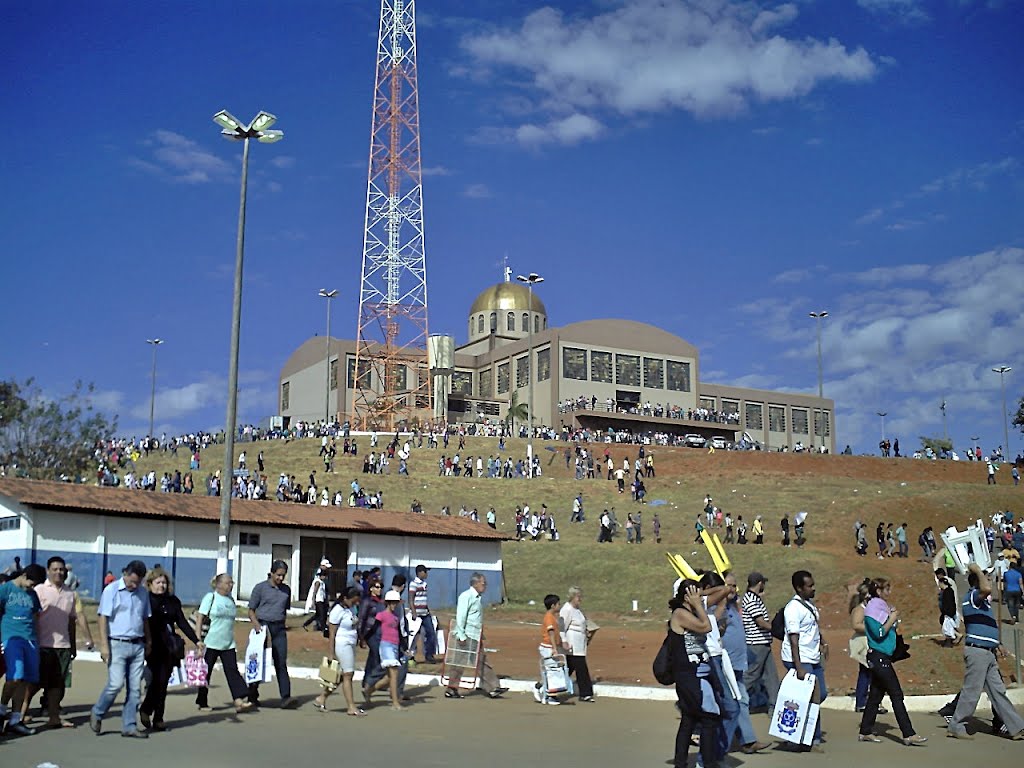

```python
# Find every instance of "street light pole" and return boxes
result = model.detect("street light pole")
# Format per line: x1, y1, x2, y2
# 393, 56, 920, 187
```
146, 339, 164, 439
809, 311, 829, 451
516, 272, 544, 477
940, 400, 948, 442
212, 109, 283, 577
319, 289, 339, 424
993, 365, 1012, 458
876, 411, 887, 443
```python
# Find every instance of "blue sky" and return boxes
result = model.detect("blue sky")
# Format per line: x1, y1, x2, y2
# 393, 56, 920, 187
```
1, 0, 1022, 455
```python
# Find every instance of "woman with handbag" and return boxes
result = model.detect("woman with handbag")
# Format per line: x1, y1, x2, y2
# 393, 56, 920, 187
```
140, 567, 203, 731
193, 574, 253, 714
313, 587, 365, 716
848, 579, 884, 714
668, 580, 717, 768
857, 577, 926, 746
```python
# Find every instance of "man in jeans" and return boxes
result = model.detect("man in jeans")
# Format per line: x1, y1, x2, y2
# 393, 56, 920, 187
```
91, 560, 151, 738
247, 559, 295, 708
741, 572, 780, 710
407, 565, 437, 663
781, 570, 827, 752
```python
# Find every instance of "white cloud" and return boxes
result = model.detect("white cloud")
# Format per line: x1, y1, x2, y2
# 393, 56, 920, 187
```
857, 0, 930, 24
738, 247, 1024, 452
270, 156, 296, 169
129, 131, 231, 184
422, 165, 454, 176
130, 378, 224, 422
515, 113, 605, 146
464, 183, 492, 199
461, 0, 877, 140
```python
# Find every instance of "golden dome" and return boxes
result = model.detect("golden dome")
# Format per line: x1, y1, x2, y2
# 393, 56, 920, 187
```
469, 282, 548, 316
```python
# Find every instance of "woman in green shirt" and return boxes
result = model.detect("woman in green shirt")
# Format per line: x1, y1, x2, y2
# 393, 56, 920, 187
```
857, 577, 925, 746
193, 574, 253, 713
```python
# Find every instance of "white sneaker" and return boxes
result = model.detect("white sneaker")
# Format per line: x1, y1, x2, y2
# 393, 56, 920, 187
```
533, 683, 543, 704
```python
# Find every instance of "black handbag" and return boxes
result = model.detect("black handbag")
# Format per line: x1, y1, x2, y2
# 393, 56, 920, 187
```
891, 633, 911, 662
166, 629, 186, 661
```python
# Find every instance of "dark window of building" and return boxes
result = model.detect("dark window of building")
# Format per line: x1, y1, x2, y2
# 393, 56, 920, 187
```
534, 315, 540, 334
393, 365, 407, 391
476, 401, 500, 416
721, 399, 739, 416
452, 371, 473, 396
347, 357, 372, 388
562, 347, 588, 380
616, 354, 640, 387
814, 410, 831, 437
537, 348, 551, 382
643, 357, 664, 389
521, 313, 528, 333
490, 312, 497, 332
479, 368, 492, 397
516, 356, 529, 388
769, 405, 786, 433
497, 362, 510, 394
329, 359, 338, 391
240, 532, 260, 546
792, 408, 809, 435
745, 402, 764, 430
0, 517, 21, 531
478, 314, 484, 334
591, 351, 612, 383
507, 312, 515, 332
448, 399, 472, 413
700, 396, 716, 410
666, 361, 691, 392
281, 382, 289, 411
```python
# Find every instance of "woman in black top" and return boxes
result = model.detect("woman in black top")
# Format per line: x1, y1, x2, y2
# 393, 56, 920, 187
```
358, 579, 385, 701
141, 567, 203, 730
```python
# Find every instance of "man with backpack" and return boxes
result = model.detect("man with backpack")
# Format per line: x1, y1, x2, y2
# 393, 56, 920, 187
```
779, 570, 827, 752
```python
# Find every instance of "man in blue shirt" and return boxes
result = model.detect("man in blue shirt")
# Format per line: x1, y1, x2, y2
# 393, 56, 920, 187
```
0, 563, 46, 736
1001, 563, 1023, 624
948, 564, 1024, 740
90, 560, 152, 738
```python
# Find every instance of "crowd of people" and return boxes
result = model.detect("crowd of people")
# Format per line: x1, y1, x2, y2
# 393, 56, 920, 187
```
557, 395, 742, 425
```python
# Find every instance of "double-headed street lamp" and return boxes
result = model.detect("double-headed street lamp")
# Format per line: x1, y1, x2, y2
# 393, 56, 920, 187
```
146, 339, 164, 439
876, 411, 887, 443
516, 272, 544, 476
319, 289, 339, 424
993, 365, 1012, 457
212, 109, 283, 576
809, 311, 829, 450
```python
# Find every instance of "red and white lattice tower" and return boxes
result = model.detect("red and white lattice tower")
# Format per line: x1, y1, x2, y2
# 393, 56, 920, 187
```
352, 0, 431, 431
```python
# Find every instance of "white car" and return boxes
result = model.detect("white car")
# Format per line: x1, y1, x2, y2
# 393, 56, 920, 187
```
684, 434, 706, 448
710, 436, 728, 450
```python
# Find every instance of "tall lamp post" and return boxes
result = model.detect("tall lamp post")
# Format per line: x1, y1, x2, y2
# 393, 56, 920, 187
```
993, 365, 1012, 458
516, 272, 544, 476
940, 400, 948, 442
971, 436, 980, 460
876, 411, 887, 444
809, 311, 829, 451
212, 109, 283, 576
319, 289, 339, 424
146, 339, 164, 439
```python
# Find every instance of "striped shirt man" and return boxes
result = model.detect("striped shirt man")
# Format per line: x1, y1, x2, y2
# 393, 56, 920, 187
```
741, 590, 771, 646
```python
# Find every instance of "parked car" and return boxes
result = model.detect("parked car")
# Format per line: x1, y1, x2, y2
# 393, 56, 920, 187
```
683, 434, 706, 448
710, 436, 729, 450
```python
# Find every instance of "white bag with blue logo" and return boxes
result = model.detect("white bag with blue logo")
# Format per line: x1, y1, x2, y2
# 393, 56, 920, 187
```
244, 628, 272, 685
768, 670, 816, 744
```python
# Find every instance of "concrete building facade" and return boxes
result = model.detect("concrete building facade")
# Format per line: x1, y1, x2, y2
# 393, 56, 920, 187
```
280, 280, 835, 452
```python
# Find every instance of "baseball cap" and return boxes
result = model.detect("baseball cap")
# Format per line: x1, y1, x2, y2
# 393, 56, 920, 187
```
320, 558, 332, 568
747, 571, 767, 587
384, 590, 402, 602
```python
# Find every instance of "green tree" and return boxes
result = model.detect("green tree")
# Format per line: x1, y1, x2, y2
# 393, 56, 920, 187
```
0, 378, 118, 481
1014, 394, 1024, 437
919, 436, 952, 455
505, 391, 529, 432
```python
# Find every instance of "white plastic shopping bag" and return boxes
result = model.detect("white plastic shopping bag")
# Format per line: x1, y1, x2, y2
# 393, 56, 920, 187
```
435, 627, 446, 656
167, 663, 185, 689
244, 628, 272, 685
543, 658, 570, 694
768, 670, 816, 744
802, 703, 820, 746
406, 613, 423, 644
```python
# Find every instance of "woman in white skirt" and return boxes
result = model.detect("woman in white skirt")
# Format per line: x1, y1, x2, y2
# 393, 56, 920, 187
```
314, 587, 366, 716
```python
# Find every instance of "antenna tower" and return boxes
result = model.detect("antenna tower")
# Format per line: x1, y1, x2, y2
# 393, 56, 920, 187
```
352, 0, 431, 431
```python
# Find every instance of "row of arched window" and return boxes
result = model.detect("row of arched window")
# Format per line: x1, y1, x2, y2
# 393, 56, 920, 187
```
471, 312, 545, 336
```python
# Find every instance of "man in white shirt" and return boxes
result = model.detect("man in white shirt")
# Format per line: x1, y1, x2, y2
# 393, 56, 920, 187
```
780, 570, 827, 752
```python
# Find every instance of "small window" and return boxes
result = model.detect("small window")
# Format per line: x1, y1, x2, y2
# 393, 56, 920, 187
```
497, 362, 510, 394
522, 313, 529, 333
239, 532, 261, 546
534, 315, 540, 334
507, 312, 515, 331
281, 382, 290, 411
490, 312, 497, 332
0, 517, 21, 531
329, 359, 338, 391
477, 314, 484, 334
537, 348, 551, 382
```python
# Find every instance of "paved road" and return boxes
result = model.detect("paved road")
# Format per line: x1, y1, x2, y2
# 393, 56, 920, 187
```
2, 662, 1015, 767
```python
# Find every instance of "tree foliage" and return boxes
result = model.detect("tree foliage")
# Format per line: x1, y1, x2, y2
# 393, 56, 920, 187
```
1014, 395, 1024, 435
506, 390, 529, 430
0, 378, 117, 481
919, 435, 952, 454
